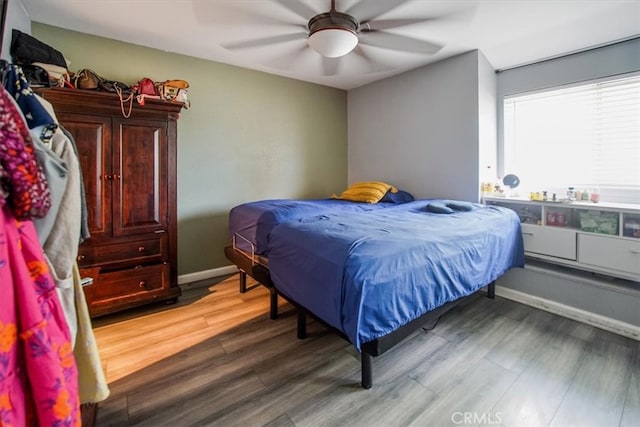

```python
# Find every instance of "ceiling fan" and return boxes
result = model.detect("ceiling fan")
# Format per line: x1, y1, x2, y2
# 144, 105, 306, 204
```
221, 0, 472, 76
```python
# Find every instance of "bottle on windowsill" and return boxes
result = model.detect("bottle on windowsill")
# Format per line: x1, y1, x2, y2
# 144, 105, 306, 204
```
575, 189, 583, 201
481, 165, 496, 197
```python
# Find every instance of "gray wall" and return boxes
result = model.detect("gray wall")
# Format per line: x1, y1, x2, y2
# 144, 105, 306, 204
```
496, 38, 640, 328
478, 50, 498, 186
498, 264, 640, 328
348, 50, 495, 202
31, 23, 348, 276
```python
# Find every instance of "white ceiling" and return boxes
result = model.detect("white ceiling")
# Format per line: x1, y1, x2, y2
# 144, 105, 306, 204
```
22, 0, 640, 90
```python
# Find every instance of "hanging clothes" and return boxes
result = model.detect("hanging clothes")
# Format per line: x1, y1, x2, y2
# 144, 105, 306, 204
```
0, 205, 81, 427
2, 63, 64, 230
60, 126, 90, 243
29, 95, 82, 344
3, 64, 80, 342
2, 65, 57, 143
0, 84, 80, 426
72, 264, 110, 404
2, 66, 108, 406
0, 73, 51, 220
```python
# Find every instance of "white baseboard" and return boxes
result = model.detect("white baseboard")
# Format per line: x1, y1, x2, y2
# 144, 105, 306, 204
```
178, 265, 238, 285
496, 286, 640, 341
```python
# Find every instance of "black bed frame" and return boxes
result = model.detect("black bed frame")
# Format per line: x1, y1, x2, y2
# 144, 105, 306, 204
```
224, 245, 496, 389
224, 246, 279, 319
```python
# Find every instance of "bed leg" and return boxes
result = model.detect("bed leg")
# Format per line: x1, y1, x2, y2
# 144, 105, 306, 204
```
269, 289, 278, 320
239, 270, 247, 293
487, 281, 495, 299
361, 352, 373, 389
297, 309, 307, 339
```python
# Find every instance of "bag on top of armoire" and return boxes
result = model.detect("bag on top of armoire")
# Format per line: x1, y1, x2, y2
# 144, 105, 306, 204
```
132, 77, 157, 96
72, 68, 101, 90
20, 64, 51, 87
10, 29, 67, 69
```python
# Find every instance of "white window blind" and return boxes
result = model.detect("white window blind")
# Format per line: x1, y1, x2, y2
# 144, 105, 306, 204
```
503, 73, 640, 199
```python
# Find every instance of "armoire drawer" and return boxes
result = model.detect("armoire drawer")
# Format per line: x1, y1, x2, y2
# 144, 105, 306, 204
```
86, 264, 169, 315
77, 236, 167, 267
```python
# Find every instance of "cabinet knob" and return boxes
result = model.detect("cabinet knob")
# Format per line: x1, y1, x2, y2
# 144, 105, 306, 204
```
139, 280, 152, 291
113, 174, 121, 180
77, 254, 86, 261
138, 246, 145, 253
103, 174, 112, 180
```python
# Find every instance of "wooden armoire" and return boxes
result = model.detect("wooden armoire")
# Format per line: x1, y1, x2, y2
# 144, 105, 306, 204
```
38, 88, 182, 317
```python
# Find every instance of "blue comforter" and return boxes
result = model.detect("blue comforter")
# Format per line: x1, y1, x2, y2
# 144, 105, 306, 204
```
267, 200, 525, 350
228, 199, 401, 255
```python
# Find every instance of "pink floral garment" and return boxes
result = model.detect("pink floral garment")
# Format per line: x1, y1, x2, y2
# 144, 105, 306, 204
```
0, 205, 80, 427
0, 86, 51, 219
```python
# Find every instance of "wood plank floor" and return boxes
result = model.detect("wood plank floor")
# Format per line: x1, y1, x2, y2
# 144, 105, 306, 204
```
91, 274, 640, 427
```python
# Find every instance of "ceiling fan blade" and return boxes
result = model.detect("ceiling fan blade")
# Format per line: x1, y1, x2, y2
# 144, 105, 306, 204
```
360, 18, 438, 32
267, 41, 310, 70
321, 57, 341, 76
359, 32, 443, 55
350, 45, 393, 74
345, 0, 408, 23
274, 0, 317, 21
222, 32, 306, 50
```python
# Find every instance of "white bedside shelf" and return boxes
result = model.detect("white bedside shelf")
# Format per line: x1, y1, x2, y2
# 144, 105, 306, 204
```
484, 196, 640, 282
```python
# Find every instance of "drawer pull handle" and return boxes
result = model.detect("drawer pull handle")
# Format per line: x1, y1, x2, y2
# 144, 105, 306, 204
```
630, 250, 640, 255
138, 246, 145, 253
522, 232, 534, 236
139, 280, 152, 291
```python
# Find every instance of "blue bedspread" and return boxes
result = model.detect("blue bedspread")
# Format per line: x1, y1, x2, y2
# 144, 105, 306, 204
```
267, 200, 525, 350
228, 199, 400, 255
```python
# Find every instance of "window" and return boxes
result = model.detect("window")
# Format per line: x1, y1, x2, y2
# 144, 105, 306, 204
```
503, 73, 640, 203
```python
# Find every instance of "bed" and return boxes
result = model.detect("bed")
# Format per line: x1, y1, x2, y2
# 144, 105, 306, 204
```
226, 197, 524, 388
225, 195, 413, 318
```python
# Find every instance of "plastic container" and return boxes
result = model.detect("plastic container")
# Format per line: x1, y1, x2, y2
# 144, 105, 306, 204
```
623, 219, 640, 238
578, 210, 618, 235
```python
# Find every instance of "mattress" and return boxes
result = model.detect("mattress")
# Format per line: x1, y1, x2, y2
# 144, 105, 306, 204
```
267, 200, 525, 350
228, 199, 403, 256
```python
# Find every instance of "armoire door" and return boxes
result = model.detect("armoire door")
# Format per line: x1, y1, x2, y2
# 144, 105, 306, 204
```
112, 118, 169, 237
56, 113, 112, 240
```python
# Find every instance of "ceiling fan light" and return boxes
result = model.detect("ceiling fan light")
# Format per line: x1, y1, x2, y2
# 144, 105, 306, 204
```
307, 10, 359, 58
308, 28, 358, 58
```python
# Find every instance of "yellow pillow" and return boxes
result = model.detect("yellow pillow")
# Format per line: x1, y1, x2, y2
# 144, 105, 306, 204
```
332, 181, 398, 203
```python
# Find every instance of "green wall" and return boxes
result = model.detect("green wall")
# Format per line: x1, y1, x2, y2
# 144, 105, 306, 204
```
33, 23, 348, 276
